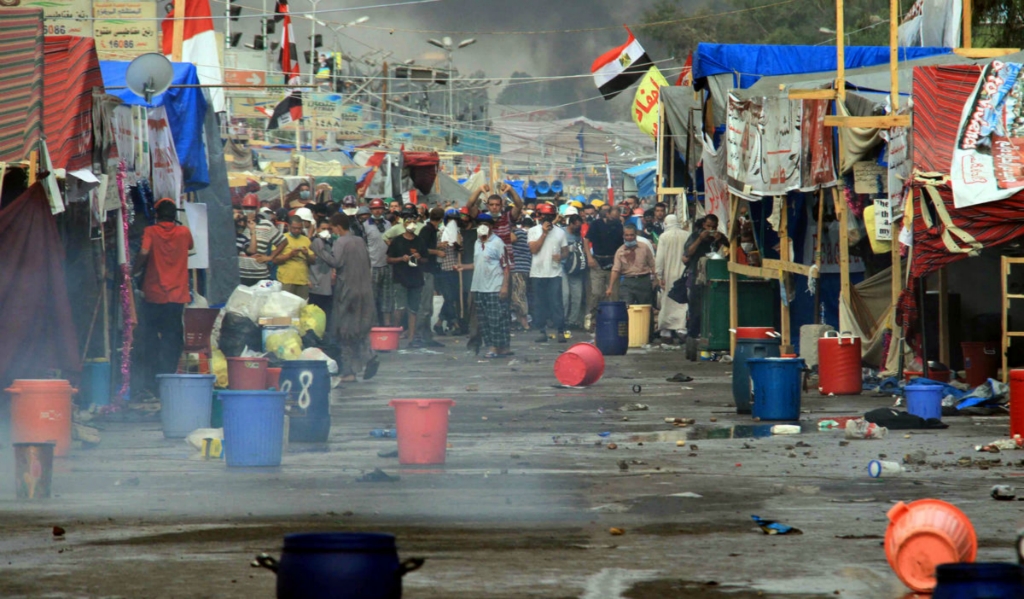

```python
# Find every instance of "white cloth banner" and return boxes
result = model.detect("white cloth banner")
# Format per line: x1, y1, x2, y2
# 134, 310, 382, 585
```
184, 202, 209, 269
148, 106, 183, 206
726, 94, 802, 199
898, 0, 962, 48
951, 61, 1024, 209
701, 134, 729, 234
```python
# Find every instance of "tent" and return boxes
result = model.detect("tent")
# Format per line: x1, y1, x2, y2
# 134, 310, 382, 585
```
623, 161, 658, 198
99, 60, 209, 192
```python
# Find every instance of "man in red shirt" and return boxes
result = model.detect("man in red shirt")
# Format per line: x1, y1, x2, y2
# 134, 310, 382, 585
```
132, 198, 194, 396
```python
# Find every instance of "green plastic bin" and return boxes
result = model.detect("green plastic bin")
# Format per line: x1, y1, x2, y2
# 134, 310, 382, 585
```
701, 279, 776, 351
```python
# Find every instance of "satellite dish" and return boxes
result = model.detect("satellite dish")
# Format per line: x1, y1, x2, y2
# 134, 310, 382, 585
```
125, 53, 174, 103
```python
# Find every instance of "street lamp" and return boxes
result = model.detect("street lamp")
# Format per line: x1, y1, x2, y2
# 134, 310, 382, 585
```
425, 37, 477, 149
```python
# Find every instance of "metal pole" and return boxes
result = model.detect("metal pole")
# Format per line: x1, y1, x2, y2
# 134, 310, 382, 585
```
448, 49, 454, 150
262, 0, 269, 78
382, 60, 389, 143
309, 0, 318, 86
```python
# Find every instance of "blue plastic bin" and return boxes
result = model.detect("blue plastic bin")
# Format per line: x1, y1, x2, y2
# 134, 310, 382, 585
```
933, 563, 1024, 599
732, 337, 781, 413
905, 384, 943, 421
279, 360, 330, 443
595, 301, 629, 356
275, 533, 412, 599
220, 390, 286, 467
156, 374, 216, 438
747, 358, 805, 421
82, 359, 112, 407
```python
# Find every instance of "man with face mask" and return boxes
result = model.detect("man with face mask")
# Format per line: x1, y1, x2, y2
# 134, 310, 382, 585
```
308, 220, 336, 324
274, 216, 316, 299
289, 182, 313, 208
528, 203, 569, 342
466, 182, 523, 268
383, 204, 423, 244
386, 215, 427, 343
585, 204, 624, 330
456, 215, 512, 358
561, 214, 588, 331
606, 222, 657, 311
364, 200, 394, 326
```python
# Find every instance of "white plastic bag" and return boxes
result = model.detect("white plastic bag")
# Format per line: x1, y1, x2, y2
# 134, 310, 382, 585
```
260, 290, 306, 320
299, 347, 338, 374
224, 285, 266, 322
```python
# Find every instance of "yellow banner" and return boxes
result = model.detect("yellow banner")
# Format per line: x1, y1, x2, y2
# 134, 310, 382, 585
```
631, 65, 669, 139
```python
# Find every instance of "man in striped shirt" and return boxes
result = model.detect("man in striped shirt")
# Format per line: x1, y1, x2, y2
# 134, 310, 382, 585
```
509, 219, 533, 331
236, 197, 286, 286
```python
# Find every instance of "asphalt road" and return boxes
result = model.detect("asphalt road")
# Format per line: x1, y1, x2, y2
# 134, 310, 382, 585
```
0, 334, 1020, 598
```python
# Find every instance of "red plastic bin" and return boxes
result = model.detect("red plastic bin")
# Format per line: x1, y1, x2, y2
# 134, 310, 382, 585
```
388, 399, 455, 465
227, 357, 268, 390
370, 327, 403, 352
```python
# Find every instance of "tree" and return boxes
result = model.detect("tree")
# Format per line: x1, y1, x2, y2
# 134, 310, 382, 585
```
640, 0, 891, 61
973, 0, 1024, 48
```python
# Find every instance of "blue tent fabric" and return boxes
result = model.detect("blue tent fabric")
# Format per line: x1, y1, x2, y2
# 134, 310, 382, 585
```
99, 61, 209, 193
692, 44, 953, 89
624, 161, 658, 198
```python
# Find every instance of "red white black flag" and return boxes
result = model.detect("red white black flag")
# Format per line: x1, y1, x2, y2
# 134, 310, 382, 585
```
265, 90, 302, 130
591, 27, 654, 101
275, 0, 301, 82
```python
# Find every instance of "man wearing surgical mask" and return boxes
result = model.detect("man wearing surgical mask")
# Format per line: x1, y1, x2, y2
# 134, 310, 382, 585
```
386, 217, 427, 343
456, 216, 512, 358
466, 182, 523, 268
289, 182, 313, 208
606, 223, 657, 308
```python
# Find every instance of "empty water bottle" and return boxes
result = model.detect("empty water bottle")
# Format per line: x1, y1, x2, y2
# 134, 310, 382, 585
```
369, 429, 396, 438
844, 418, 888, 440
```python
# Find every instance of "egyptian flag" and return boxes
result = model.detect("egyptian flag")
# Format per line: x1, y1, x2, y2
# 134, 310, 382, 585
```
275, 0, 301, 82
266, 91, 302, 130
160, 0, 225, 112
591, 27, 654, 101
675, 53, 693, 87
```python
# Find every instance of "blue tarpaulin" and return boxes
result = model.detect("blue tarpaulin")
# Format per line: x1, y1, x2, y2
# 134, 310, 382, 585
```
692, 44, 953, 89
99, 61, 209, 193
623, 161, 658, 198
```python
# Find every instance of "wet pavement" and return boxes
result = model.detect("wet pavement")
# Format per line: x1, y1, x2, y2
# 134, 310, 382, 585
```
0, 335, 1021, 598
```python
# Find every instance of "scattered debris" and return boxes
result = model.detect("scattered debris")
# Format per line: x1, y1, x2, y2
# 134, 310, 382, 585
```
752, 515, 802, 535
844, 419, 888, 440
668, 492, 703, 498
376, 449, 399, 458
609, 527, 626, 536
465, 384, 479, 392
975, 437, 1024, 452
114, 477, 140, 487
72, 422, 101, 447
771, 424, 801, 435
356, 468, 400, 483
904, 450, 928, 466
991, 485, 1016, 501
617, 460, 629, 471
666, 373, 694, 383
676, 440, 686, 447
868, 460, 903, 478
835, 534, 883, 540
618, 403, 649, 412
665, 417, 696, 427
607, 443, 618, 450
52, 526, 65, 538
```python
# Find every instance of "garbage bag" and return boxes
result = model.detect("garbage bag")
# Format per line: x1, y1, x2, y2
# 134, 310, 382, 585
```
210, 349, 229, 388
218, 313, 263, 357
299, 304, 327, 338
224, 285, 266, 322
300, 347, 339, 374
266, 330, 304, 361
259, 290, 306, 320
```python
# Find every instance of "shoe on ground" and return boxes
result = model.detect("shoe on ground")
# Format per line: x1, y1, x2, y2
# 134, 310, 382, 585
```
408, 339, 425, 349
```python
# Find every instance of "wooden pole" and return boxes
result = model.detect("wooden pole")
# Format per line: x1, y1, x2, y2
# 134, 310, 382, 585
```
728, 193, 739, 356
963, 0, 972, 49
100, 209, 111, 360
813, 188, 825, 324
1003, 255, 1009, 383
28, 150, 37, 185
836, 0, 846, 101
890, 0, 899, 110
836, 186, 851, 307
780, 196, 792, 352
172, 0, 185, 62
938, 267, 950, 366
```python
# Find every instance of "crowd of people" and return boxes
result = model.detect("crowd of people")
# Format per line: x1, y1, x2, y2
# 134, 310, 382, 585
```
176, 181, 736, 381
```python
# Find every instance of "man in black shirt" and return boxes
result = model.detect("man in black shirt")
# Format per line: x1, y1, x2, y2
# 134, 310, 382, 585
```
682, 214, 727, 341
386, 221, 426, 343
413, 207, 446, 348
585, 205, 624, 329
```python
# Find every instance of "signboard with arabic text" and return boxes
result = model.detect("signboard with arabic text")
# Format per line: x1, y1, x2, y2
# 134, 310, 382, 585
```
93, 2, 158, 59
1, 0, 92, 36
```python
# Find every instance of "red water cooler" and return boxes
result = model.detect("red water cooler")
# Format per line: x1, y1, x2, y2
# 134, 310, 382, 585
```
1010, 370, 1024, 438
818, 331, 862, 395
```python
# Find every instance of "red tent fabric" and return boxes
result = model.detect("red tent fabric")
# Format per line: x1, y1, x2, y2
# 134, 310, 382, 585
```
0, 183, 80, 387
43, 36, 103, 171
898, 65, 1024, 329
403, 151, 439, 195
0, 9, 44, 165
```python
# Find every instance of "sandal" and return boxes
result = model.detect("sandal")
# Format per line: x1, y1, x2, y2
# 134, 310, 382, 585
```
484, 352, 502, 359
363, 356, 380, 381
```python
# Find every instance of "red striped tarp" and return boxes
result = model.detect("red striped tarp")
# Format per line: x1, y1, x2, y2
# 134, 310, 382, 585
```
898, 65, 1024, 329
44, 36, 103, 171
0, 9, 43, 164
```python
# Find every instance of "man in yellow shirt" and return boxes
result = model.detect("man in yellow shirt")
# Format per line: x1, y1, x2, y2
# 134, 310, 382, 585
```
275, 216, 315, 299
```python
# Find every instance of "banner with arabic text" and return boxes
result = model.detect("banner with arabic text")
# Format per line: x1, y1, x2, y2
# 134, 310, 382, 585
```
632, 65, 668, 139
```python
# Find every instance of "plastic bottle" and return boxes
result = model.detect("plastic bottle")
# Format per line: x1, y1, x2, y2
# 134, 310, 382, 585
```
369, 429, 396, 438
844, 418, 888, 440
867, 460, 903, 478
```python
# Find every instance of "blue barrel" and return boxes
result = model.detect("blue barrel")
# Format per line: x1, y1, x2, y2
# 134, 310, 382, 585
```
156, 374, 216, 438
747, 358, 805, 421
905, 384, 943, 421
82, 359, 112, 407
732, 338, 781, 414
933, 563, 1024, 599
279, 360, 331, 443
595, 301, 629, 356
276, 533, 414, 599
220, 390, 286, 467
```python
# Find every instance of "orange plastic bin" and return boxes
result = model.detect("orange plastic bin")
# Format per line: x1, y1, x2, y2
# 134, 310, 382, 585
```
388, 399, 455, 465
554, 343, 605, 387
885, 499, 977, 592
5, 380, 76, 457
